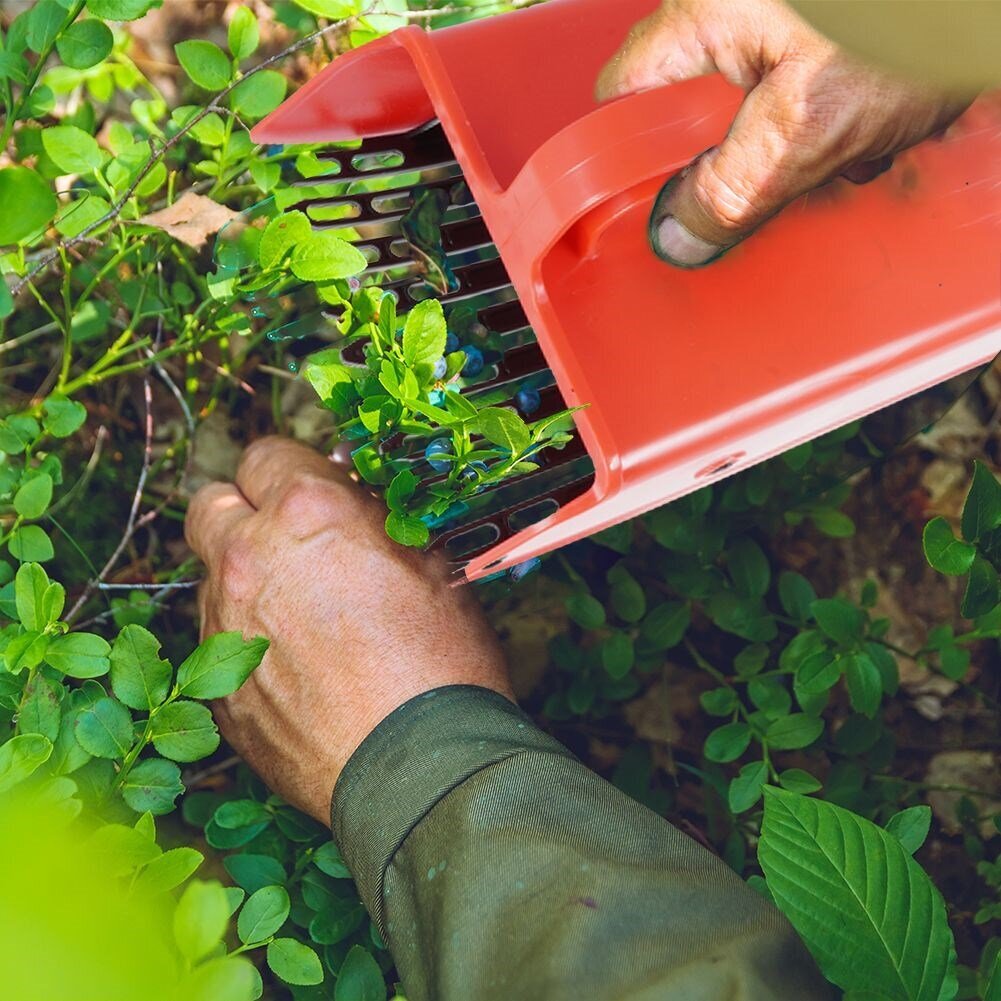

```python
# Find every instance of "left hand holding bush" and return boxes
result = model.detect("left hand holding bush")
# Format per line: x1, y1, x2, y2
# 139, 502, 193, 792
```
185, 435, 514, 823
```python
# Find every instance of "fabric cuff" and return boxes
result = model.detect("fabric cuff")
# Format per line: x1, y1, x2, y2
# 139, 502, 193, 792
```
331, 684, 572, 931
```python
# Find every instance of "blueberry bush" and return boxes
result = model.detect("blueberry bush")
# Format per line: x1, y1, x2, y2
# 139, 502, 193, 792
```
2, 2, 1000, 999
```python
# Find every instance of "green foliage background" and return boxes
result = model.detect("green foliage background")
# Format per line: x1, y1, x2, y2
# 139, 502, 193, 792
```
1, 1, 1000, 999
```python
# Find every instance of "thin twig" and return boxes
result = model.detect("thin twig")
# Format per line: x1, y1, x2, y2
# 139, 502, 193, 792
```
95, 580, 200, 591
65, 323, 159, 623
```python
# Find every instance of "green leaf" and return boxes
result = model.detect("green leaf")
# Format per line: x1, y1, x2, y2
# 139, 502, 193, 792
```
313, 841, 351, 878
961, 461, 1001, 542
13, 473, 53, 519
700, 686, 738, 717
478, 407, 531, 456
385, 469, 417, 513
150, 700, 219, 762
44, 631, 111, 678
110, 624, 172, 710
0, 733, 52, 793
14, 562, 62, 630
885, 805, 932, 856
844, 652, 882, 718
609, 566, 646, 623
728, 538, 770, 598
238, 884, 290, 944
601, 631, 634, 679
19, 672, 62, 742
384, 511, 429, 548
566, 592, 605, 630
291, 0, 361, 18
8, 524, 55, 562
224, 854, 286, 894
811, 508, 856, 538
86, 0, 163, 20
42, 395, 87, 437
267, 938, 324, 987
335, 945, 386, 1001
134, 846, 203, 893
729, 760, 768, 813
810, 597, 865, 647
759, 787, 957, 1000
766, 713, 824, 751
230, 70, 287, 119
214, 799, 270, 829
937, 644, 970, 681
0, 280, 12, 319
704, 722, 751, 763
55, 193, 111, 238
984, 949, 1001, 1001
259, 210, 312, 269
74, 696, 133, 758
640, 601, 690, 650
176, 631, 268, 699
0, 414, 40, 454
310, 904, 365, 946
0, 167, 58, 245
174, 879, 231, 962
228, 6, 259, 59
175, 39, 231, 90
777, 768, 822, 794
56, 18, 113, 69
25, 0, 64, 53
922, 517, 976, 575
42, 125, 103, 174
402, 298, 447, 370
290, 230, 367, 281
121, 757, 184, 814
962, 555, 1000, 619
180, 956, 259, 1001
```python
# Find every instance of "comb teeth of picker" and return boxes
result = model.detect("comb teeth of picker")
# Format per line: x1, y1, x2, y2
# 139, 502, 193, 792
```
259, 123, 594, 579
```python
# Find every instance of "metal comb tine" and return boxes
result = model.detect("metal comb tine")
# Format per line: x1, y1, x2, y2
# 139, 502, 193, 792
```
435, 456, 596, 564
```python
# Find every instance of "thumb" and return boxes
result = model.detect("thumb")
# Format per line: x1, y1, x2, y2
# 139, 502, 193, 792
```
650, 77, 813, 267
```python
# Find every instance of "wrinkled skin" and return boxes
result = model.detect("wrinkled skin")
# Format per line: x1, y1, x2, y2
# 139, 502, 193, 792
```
596, 0, 969, 267
185, 437, 512, 823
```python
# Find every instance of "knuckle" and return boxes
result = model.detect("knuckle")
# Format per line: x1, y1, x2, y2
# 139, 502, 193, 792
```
276, 473, 337, 524
217, 536, 254, 594
692, 158, 763, 232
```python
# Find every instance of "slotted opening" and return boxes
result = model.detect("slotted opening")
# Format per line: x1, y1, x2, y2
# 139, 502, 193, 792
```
508, 498, 559, 532
351, 150, 405, 172
444, 522, 501, 559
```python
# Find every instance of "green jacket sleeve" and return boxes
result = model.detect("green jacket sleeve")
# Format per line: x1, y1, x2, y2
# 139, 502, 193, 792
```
332, 685, 834, 1001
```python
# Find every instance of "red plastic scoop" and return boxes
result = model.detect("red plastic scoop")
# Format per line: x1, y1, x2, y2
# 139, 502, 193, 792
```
254, 0, 1001, 582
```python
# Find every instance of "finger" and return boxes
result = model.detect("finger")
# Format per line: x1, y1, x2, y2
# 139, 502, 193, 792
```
595, 7, 716, 102
649, 68, 846, 267
235, 435, 346, 510
185, 482, 255, 571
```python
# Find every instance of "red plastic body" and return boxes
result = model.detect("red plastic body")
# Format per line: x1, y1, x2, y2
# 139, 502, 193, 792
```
255, 0, 1001, 581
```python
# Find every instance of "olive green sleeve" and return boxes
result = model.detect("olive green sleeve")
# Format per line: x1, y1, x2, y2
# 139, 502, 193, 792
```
332, 685, 834, 1001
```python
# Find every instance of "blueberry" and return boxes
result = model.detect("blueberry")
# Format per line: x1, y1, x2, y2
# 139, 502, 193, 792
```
515, 387, 541, 416
425, 438, 454, 473
510, 557, 541, 582
265, 144, 285, 157
461, 345, 484, 377
445, 331, 460, 353
432, 356, 448, 380
428, 388, 446, 407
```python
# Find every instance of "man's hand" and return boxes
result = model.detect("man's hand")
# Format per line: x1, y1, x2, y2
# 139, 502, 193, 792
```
184, 437, 513, 824
596, 0, 968, 267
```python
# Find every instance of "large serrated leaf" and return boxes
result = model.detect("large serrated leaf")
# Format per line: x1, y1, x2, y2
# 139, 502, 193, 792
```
759, 787, 957, 1001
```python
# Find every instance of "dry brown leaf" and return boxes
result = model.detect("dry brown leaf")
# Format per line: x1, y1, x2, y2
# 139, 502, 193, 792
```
925, 750, 1001, 837
139, 191, 239, 250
